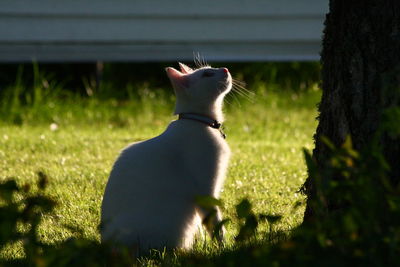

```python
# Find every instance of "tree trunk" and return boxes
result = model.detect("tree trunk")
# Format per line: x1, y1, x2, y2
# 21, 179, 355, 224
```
303, 0, 400, 221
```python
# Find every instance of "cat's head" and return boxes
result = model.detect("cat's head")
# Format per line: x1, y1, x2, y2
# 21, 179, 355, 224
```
165, 63, 232, 119
166, 63, 232, 97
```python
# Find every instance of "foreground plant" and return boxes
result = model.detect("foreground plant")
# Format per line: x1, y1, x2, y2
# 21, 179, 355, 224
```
0, 172, 133, 266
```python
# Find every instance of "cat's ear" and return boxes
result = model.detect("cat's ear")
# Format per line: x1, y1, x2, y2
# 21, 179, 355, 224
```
178, 62, 193, 74
165, 67, 183, 80
165, 67, 189, 90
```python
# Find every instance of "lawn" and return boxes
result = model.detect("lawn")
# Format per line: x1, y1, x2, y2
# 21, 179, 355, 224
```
0, 83, 320, 263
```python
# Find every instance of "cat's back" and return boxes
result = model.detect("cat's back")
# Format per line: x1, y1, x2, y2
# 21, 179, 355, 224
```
102, 122, 184, 206
111, 129, 181, 178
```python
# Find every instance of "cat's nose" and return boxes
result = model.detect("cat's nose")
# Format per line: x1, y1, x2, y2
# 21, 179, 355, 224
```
222, 68, 229, 74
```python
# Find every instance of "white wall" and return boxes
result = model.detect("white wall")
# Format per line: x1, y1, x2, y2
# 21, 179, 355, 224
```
0, 0, 328, 62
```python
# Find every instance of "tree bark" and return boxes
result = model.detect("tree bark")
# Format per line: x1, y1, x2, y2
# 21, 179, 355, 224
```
303, 0, 400, 221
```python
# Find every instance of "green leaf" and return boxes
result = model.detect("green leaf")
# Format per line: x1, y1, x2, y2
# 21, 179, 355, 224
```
341, 135, 353, 150
194, 195, 222, 209
341, 135, 359, 158
320, 135, 335, 150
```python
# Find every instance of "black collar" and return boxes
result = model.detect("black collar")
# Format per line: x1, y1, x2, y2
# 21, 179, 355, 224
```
178, 113, 226, 139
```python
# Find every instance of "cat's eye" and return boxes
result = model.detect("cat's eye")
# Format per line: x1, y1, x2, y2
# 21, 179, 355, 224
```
201, 70, 215, 78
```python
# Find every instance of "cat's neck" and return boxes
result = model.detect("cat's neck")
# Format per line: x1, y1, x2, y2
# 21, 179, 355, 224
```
174, 95, 225, 122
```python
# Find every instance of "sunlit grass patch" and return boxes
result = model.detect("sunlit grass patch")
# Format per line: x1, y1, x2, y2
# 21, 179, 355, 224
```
0, 85, 320, 263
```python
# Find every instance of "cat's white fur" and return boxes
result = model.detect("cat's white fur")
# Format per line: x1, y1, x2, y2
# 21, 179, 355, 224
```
101, 62, 232, 253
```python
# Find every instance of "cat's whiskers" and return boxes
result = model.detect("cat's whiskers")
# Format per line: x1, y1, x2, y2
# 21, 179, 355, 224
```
231, 87, 252, 101
232, 79, 252, 95
226, 89, 241, 107
193, 52, 210, 68
231, 79, 255, 103
223, 95, 234, 106
232, 79, 247, 89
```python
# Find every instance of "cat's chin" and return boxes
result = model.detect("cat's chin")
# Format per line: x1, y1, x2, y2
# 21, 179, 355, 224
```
223, 76, 232, 89
218, 84, 232, 94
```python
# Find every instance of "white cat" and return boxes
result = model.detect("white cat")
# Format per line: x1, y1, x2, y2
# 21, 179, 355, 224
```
101, 62, 232, 254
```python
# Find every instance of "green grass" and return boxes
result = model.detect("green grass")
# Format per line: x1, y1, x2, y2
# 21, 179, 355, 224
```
0, 84, 320, 263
